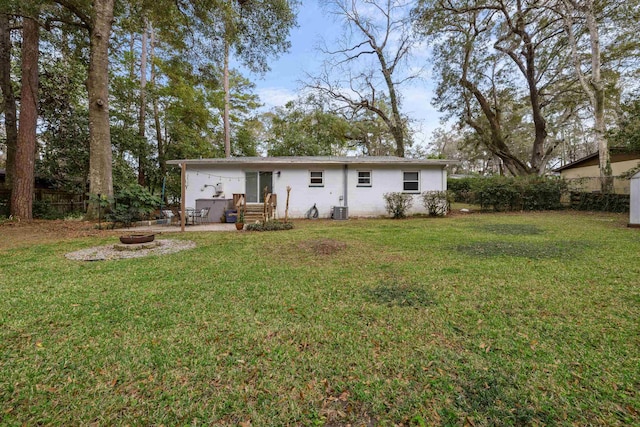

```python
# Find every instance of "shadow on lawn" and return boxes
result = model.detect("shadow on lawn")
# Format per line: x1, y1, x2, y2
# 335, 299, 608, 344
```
477, 223, 544, 235
445, 366, 559, 426
455, 241, 585, 260
365, 281, 436, 308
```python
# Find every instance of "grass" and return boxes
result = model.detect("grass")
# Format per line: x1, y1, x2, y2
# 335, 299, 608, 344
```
1, 212, 639, 425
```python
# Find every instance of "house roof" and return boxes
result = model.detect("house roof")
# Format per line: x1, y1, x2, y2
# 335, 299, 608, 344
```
554, 147, 640, 172
167, 156, 457, 167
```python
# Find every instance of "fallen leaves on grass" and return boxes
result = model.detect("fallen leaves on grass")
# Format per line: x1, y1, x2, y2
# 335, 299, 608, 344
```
456, 241, 584, 259
0, 219, 121, 250
478, 223, 544, 235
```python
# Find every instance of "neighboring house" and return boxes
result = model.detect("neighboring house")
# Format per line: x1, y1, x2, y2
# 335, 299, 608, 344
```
166, 156, 456, 219
554, 148, 640, 194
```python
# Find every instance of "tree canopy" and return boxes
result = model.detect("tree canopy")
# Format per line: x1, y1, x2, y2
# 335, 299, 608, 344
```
1, 0, 640, 219
0, 0, 297, 216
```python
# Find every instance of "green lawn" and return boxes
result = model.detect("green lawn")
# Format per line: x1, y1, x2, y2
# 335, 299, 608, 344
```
1, 212, 638, 425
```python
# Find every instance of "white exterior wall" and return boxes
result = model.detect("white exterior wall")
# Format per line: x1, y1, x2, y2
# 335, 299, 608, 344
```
184, 163, 448, 218
273, 165, 345, 218
631, 172, 640, 225
346, 166, 445, 217
184, 166, 246, 208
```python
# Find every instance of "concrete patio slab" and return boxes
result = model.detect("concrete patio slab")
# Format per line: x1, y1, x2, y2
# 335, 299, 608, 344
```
116, 223, 237, 234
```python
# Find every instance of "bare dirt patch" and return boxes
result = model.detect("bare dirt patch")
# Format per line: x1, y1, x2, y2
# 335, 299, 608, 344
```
0, 219, 121, 251
297, 239, 347, 255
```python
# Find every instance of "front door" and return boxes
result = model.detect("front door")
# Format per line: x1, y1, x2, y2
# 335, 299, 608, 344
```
245, 171, 273, 203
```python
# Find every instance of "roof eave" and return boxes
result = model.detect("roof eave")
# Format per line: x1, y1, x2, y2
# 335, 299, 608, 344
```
166, 157, 459, 167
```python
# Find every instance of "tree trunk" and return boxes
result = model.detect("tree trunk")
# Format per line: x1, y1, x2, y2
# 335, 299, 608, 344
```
495, 30, 548, 174
0, 14, 17, 189
86, 0, 115, 218
150, 24, 165, 180
383, 71, 404, 157
458, 32, 531, 177
523, 41, 548, 175
390, 124, 404, 157
563, 0, 611, 191
459, 77, 530, 177
138, 22, 148, 186
586, 8, 611, 192
10, 17, 39, 220
223, 37, 231, 158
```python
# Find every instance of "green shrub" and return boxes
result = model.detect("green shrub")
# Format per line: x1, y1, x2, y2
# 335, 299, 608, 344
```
245, 220, 294, 232
105, 184, 161, 228
447, 177, 476, 203
383, 192, 414, 218
450, 176, 567, 211
518, 177, 567, 210
421, 190, 452, 216
32, 200, 66, 220
570, 192, 629, 213
472, 176, 522, 211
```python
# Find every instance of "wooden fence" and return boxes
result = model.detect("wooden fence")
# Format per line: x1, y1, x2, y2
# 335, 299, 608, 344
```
0, 188, 85, 216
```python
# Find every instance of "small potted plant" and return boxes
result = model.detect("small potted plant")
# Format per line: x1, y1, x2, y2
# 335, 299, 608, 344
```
235, 209, 245, 230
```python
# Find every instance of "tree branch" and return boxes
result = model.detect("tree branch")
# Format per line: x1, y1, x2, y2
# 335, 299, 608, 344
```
52, 0, 91, 29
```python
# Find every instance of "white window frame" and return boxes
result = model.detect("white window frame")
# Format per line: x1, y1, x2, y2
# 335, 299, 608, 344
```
357, 170, 372, 187
309, 170, 324, 187
403, 171, 420, 193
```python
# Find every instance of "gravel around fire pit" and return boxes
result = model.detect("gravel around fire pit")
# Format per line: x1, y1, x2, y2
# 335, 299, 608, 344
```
65, 239, 196, 261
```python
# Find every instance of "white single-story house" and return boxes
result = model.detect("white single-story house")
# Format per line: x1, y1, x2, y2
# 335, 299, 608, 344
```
166, 156, 456, 220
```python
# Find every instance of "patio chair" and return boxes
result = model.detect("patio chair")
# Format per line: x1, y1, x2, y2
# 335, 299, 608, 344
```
162, 209, 175, 224
175, 209, 193, 225
196, 207, 210, 224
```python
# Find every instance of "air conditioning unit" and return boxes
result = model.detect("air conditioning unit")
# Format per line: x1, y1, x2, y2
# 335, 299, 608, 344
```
332, 206, 348, 220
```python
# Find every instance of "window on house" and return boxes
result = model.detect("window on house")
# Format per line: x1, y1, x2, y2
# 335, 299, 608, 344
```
309, 170, 324, 187
357, 171, 372, 187
403, 171, 419, 193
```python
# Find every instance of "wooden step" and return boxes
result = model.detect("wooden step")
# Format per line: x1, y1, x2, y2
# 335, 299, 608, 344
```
241, 203, 275, 222
244, 214, 264, 223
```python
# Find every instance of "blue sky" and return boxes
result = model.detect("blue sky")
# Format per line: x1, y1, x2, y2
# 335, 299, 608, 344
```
242, 1, 442, 150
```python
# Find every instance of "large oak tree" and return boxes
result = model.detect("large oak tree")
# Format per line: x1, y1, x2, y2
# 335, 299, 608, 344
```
308, 0, 419, 157
10, 17, 39, 219
53, 0, 115, 217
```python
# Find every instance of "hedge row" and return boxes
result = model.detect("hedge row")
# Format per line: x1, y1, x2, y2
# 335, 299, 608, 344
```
448, 176, 631, 212
448, 176, 567, 211
569, 192, 630, 213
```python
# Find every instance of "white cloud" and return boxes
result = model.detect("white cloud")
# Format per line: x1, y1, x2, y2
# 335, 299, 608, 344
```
256, 87, 298, 110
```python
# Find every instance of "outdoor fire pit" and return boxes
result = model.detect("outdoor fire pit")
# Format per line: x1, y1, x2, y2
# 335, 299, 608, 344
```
119, 233, 156, 244
114, 233, 160, 251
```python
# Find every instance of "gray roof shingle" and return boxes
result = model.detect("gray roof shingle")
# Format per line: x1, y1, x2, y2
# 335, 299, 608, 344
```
166, 156, 456, 167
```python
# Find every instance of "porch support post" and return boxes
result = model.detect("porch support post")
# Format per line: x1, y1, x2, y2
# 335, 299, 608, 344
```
180, 162, 186, 232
